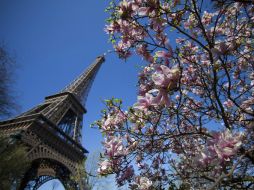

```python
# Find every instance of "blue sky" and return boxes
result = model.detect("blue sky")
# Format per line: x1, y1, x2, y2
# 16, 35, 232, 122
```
0, 0, 143, 189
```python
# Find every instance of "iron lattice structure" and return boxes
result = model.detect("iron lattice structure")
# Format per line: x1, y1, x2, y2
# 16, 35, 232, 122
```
0, 56, 105, 190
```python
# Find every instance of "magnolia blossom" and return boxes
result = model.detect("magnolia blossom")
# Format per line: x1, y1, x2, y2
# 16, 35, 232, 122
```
134, 89, 170, 110
241, 97, 254, 110
223, 99, 234, 108
98, 159, 112, 175
104, 136, 127, 158
138, 7, 150, 16
149, 89, 170, 107
212, 41, 238, 60
102, 110, 127, 130
151, 18, 167, 32
136, 44, 153, 62
201, 11, 214, 25
199, 130, 242, 165
105, 21, 120, 34
114, 40, 131, 58
138, 83, 151, 96
183, 13, 198, 29
134, 92, 155, 111
152, 65, 180, 90
117, 166, 135, 185
137, 0, 159, 17
118, 0, 138, 17
136, 176, 153, 190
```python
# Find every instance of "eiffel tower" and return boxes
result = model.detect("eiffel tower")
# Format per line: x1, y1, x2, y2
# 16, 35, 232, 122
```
0, 56, 105, 190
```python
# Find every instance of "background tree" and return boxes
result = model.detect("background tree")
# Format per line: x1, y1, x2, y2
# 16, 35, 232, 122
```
0, 45, 17, 120
95, 0, 254, 189
0, 134, 30, 189
85, 151, 101, 189
85, 150, 125, 190
0, 46, 29, 189
67, 159, 90, 190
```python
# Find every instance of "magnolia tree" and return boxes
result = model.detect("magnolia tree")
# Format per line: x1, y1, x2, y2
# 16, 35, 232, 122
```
94, 0, 254, 189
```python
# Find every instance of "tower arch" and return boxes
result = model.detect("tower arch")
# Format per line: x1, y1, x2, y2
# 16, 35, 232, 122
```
21, 158, 75, 190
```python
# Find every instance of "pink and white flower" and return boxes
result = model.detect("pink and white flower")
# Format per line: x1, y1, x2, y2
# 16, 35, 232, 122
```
136, 176, 153, 190
134, 92, 155, 111
98, 159, 112, 175
152, 65, 180, 90
223, 99, 234, 108
102, 109, 127, 130
199, 130, 243, 165
104, 136, 127, 158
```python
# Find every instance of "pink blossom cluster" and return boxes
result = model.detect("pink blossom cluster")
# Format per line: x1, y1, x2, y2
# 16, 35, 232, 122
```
116, 165, 135, 186
98, 135, 127, 175
201, 11, 215, 25
152, 65, 180, 89
134, 176, 153, 190
98, 159, 112, 175
134, 64, 180, 111
102, 109, 127, 131
104, 136, 127, 158
198, 130, 243, 166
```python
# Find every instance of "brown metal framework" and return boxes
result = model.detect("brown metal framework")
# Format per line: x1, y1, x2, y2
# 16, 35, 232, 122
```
0, 56, 105, 190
